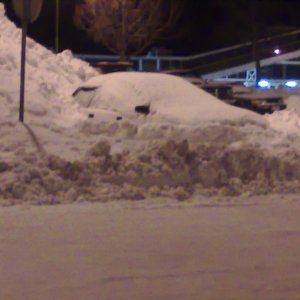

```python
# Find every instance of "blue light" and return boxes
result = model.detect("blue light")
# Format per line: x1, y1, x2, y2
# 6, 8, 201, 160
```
258, 80, 270, 88
285, 81, 297, 88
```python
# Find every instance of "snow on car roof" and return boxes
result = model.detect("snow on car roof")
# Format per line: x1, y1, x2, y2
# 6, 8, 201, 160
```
73, 72, 264, 126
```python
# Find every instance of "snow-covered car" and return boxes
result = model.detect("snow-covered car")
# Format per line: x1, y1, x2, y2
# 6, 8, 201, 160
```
200, 83, 237, 105
184, 78, 286, 114
184, 78, 237, 105
233, 94, 286, 114
72, 72, 264, 126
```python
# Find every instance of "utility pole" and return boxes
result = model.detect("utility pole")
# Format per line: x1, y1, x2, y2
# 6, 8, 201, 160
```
250, 0, 261, 87
55, 0, 60, 53
252, 33, 261, 87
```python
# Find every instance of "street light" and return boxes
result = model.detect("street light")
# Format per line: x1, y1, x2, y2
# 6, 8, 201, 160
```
273, 48, 281, 55
258, 79, 270, 88
285, 81, 297, 88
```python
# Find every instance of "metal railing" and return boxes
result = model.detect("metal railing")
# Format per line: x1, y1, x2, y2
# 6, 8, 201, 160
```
75, 29, 300, 78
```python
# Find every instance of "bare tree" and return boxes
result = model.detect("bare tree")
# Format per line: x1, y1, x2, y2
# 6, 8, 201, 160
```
74, 0, 182, 60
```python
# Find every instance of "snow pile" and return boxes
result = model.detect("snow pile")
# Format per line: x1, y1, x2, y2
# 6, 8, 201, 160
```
285, 95, 300, 114
0, 3, 98, 127
2, 3, 300, 206
266, 95, 300, 135
3, 125, 300, 206
75, 72, 264, 125
265, 109, 300, 135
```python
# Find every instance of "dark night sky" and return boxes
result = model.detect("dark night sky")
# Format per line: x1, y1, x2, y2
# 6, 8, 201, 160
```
2, 0, 300, 56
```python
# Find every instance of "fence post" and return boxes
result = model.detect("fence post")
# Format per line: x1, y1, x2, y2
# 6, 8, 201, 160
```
156, 58, 161, 71
138, 57, 143, 71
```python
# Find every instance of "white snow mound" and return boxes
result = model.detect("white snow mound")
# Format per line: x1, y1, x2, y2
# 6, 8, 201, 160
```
75, 72, 265, 126
266, 95, 300, 135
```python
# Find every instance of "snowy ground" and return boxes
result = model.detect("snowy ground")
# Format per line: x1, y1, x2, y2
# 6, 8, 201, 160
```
1, 197, 300, 300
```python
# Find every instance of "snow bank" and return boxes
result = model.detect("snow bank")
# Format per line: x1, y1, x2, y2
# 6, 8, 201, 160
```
0, 3, 98, 127
2, 126, 300, 206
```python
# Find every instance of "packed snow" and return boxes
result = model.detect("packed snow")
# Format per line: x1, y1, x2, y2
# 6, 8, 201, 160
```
2, 198, 300, 300
1, 3, 300, 206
